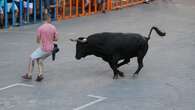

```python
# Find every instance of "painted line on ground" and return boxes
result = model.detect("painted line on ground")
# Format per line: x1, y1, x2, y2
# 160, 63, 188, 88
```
0, 83, 34, 92
73, 95, 107, 110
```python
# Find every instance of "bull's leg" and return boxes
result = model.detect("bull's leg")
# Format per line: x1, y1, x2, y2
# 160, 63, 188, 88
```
108, 55, 125, 79
108, 60, 124, 79
108, 62, 119, 79
118, 70, 124, 77
115, 59, 130, 77
117, 59, 130, 68
133, 57, 144, 77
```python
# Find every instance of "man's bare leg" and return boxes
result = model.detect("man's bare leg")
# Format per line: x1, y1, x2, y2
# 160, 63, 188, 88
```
36, 59, 44, 81
22, 58, 34, 79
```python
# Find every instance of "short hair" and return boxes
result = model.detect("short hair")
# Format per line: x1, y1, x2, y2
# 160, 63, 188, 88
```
43, 14, 51, 21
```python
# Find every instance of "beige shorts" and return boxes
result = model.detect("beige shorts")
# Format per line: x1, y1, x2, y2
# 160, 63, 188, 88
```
31, 48, 51, 61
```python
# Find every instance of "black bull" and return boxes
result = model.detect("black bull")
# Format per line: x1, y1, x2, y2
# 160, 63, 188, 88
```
70, 26, 166, 79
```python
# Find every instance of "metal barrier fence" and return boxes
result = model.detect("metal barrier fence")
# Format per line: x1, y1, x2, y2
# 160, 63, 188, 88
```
0, 0, 143, 29
56, 0, 144, 21
0, 0, 56, 29
111, 0, 144, 10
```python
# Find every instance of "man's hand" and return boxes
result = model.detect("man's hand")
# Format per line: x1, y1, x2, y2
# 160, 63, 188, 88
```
54, 35, 58, 41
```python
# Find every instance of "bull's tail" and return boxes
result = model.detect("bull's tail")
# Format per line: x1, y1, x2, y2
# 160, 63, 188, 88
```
147, 26, 166, 41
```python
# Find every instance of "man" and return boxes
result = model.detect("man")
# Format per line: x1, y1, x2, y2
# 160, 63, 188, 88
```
97, 0, 106, 13
22, 14, 58, 82
43, 0, 50, 15
6, 0, 19, 25
0, 0, 4, 28
23, 0, 33, 23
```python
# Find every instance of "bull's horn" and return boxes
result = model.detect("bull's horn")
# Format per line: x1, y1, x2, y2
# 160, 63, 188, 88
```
70, 38, 77, 42
77, 38, 87, 43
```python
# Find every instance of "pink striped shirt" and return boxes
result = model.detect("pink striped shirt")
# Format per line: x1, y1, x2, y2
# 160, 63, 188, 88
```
36, 23, 58, 52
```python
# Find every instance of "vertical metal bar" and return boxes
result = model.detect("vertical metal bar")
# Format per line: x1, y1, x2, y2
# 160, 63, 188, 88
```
54, 0, 56, 20
4, 0, 8, 28
88, 0, 91, 15
27, 0, 29, 22
34, 0, 36, 23
107, 0, 109, 10
56, 0, 59, 20
94, 0, 97, 14
20, 0, 23, 25
40, 0, 42, 20
70, 0, 72, 17
76, 0, 78, 16
63, 0, 65, 19
12, 0, 15, 27
110, 0, 112, 10
82, 0, 84, 15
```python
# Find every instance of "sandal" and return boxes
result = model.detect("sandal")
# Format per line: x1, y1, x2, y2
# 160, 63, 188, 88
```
36, 75, 44, 82
22, 74, 32, 80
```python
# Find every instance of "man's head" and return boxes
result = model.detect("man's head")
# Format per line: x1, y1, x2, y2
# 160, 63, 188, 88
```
43, 14, 51, 23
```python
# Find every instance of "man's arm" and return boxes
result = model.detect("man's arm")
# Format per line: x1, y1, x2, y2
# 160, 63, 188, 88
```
53, 28, 58, 41
36, 35, 40, 44
36, 28, 41, 44
54, 35, 58, 41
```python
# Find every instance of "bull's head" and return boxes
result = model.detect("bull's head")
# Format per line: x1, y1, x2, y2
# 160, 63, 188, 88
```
70, 37, 88, 60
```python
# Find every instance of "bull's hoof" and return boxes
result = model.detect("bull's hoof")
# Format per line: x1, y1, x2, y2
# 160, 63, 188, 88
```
118, 71, 124, 77
113, 74, 119, 80
132, 73, 138, 78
